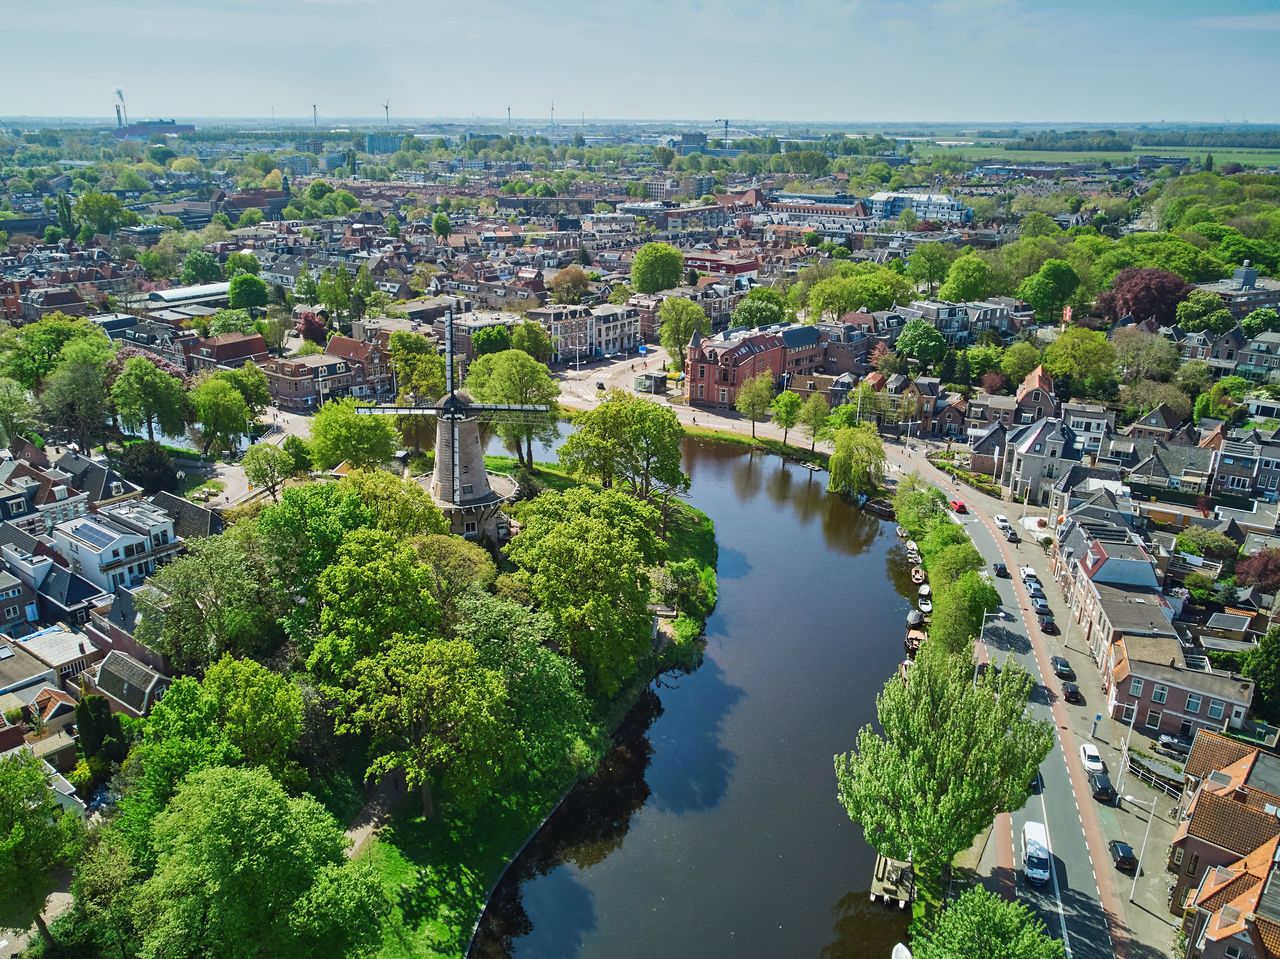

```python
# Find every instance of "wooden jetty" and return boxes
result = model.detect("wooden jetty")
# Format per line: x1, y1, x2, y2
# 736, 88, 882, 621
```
870, 854, 915, 909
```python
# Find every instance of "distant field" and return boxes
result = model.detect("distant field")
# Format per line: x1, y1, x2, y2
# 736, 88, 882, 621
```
911, 142, 1280, 167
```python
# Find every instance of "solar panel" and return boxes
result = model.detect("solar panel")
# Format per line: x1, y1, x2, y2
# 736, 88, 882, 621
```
75, 523, 117, 550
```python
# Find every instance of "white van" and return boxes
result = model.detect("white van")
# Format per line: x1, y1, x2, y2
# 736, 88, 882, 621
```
1022, 821, 1051, 885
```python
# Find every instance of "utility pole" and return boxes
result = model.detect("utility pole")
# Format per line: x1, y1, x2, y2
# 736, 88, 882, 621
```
312, 104, 317, 130
507, 105, 511, 136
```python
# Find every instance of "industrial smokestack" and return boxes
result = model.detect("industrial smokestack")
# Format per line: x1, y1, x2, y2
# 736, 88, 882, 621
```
114, 104, 122, 128
113, 85, 128, 125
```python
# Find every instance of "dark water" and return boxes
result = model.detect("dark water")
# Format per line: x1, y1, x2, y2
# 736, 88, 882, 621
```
473, 437, 912, 959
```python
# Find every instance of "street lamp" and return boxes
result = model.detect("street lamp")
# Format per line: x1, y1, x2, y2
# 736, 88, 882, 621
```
1124, 795, 1156, 903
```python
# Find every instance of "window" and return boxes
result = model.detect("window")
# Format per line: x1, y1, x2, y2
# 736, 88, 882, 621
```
718, 388, 728, 404
461, 484, 474, 496
1129, 677, 1144, 697
1226, 946, 1243, 959
3, 605, 17, 621
1146, 709, 1162, 729
1208, 700, 1226, 720
463, 520, 477, 535
1187, 852, 1199, 876
1172, 846, 1184, 866
1152, 684, 1168, 705
1186, 694, 1202, 714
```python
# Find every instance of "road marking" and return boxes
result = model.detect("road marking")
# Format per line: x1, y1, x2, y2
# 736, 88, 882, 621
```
1039, 785, 1073, 957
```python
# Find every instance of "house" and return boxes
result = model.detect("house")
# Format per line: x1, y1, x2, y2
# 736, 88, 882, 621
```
83, 649, 170, 717
148, 492, 225, 540
50, 450, 141, 507
1124, 403, 1197, 443
325, 335, 393, 398
2, 543, 109, 626
1182, 834, 1280, 958
1198, 263, 1280, 321
189, 332, 270, 372
685, 327, 784, 409
999, 418, 1086, 505
19, 287, 89, 324
1062, 401, 1113, 450
83, 587, 167, 673
50, 500, 180, 594
261, 354, 363, 412
1097, 435, 1218, 496
1179, 327, 1246, 379
15, 624, 102, 686
0, 634, 57, 696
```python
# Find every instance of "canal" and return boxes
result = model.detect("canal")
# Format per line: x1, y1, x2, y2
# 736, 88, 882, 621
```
473, 436, 913, 959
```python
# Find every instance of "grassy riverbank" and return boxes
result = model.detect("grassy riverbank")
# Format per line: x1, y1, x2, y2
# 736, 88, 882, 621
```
681, 422, 830, 467
360, 463, 718, 959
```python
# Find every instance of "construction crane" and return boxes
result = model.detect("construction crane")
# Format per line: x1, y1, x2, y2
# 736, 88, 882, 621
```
383, 99, 390, 128
712, 118, 730, 149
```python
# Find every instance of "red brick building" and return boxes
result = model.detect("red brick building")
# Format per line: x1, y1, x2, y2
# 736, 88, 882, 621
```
685, 328, 784, 409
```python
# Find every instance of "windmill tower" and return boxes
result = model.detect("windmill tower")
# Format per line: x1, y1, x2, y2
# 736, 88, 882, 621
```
355, 312, 549, 540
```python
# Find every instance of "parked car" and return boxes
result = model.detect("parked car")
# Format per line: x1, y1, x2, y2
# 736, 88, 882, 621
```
1158, 734, 1192, 757
1027, 581, 1045, 599
1037, 614, 1059, 634
1031, 596, 1052, 615
1089, 770, 1117, 804
1005, 527, 1020, 543
1051, 656, 1074, 679
1108, 839, 1138, 872
1062, 681, 1083, 704
950, 500, 968, 514
1080, 743, 1105, 774
995, 514, 1012, 530
595, 380, 606, 390
993, 562, 1010, 578
1019, 567, 1039, 583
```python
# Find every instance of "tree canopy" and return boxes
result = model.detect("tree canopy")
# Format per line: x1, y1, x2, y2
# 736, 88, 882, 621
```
631, 242, 684, 294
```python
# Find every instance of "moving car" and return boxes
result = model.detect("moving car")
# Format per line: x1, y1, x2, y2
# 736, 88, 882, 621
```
993, 562, 1010, 578
1022, 822, 1052, 885
1080, 743, 1105, 774
1031, 596, 1052, 615
1051, 656, 1074, 679
994, 514, 1012, 530
950, 500, 968, 513
1037, 614, 1059, 634
1089, 770, 1117, 804
1062, 681, 1083, 704
595, 380, 606, 390
1108, 840, 1138, 872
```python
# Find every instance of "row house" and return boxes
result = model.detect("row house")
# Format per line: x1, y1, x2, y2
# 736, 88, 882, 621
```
1063, 401, 1114, 452
999, 418, 1087, 505
1182, 833, 1280, 958
1236, 331, 1280, 383
189, 332, 270, 373
906, 300, 971, 347
685, 328, 784, 409
528, 304, 594, 364
1097, 435, 1217, 496
261, 354, 363, 412
1123, 402, 1197, 444
51, 500, 180, 594
19, 287, 89, 324
966, 365, 1060, 437
120, 321, 199, 372
590, 304, 641, 357
325, 335, 394, 399
0, 459, 90, 535
1177, 327, 1247, 379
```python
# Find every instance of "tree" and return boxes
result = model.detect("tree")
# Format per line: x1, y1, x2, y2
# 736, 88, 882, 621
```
938, 253, 991, 303
807, 270, 914, 321
927, 541, 984, 584
1019, 211, 1060, 238
511, 320, 553, 362
896, 318, 948, 368
1175, 525, 1239, 562
1112, 326, 1179, 383
197, 654, 303, 773
257, 310, 291, 354
70, 827, 142, 958
1244, 308, 1280, 339
558, 390, 688, 501
206, 308, 257, 337
227, 273, 269, 315
135, 766, 387, 958
1016, 258, 1079, 323
1175, 359, 1212, 396
118, 440, 179, 493
658, 297, 710, 370
56, 192, 77, 239
412, 534, 497, 629
213, 363, 270, 418
282, 434, 312, 473
111, 355, 188, 441
735, 371, 775, 438
0, 313, 110, 389
431, 211, 451, 240
799, 392, 830, 451
0, 377, 33, 446
464, 349, 559, 468
930, 570, 1002, 655
471, 324, 511, 356
507, 488, 661, 695
1176, 289, 1236, 335
548, 265, 591, 305
1245, 627, 1280, 725
1094, 267, 1191, 325
907, 242, 953, 293
309, 398, 397, 470
1043, 327, 1117, 399
296, 310, 328, 345
828, 423, 886, 497
236, 207, 264, 228
631, 242, 684, 294
912, 886, 1064, 959
181, 249, 222, 285
770, 390, 802, 446
242, 442, 294, 501
316, 269, 353, 328
75, 191, 137, 235
732, 297, 785, 328
0, 751, 84, 949
39, 340, 111, 452
834, 644, 1053, 902
224, 251, 260, 276
189, 378, 247, 456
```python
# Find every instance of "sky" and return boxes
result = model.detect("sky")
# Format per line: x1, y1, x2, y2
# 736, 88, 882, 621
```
5, 0, 1280, 125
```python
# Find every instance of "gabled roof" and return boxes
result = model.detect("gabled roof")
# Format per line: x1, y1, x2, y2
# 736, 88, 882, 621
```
149, 492, 224, 540
92, 650, 166, 715
50, 451, 140, 503
1183, 789, 1280, 858
1015, 364, 1054, 404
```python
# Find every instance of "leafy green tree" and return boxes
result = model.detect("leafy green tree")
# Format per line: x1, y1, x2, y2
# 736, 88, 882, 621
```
190, 377, 248, 456
632, 242, 684, 294
411, 534, 497, 630
111, 355, 189, 441
135, 766, 387, 958
338, 638, 513, 818
834, 644, 1053, 905
930, 570, 1001, 655
658, 297, 710, 370
316, 268, 353, 328
213, 362, 270, 417
0, 752, 84, 949
76, 191, 138, 234
39, 339, 111, 451
770, 390, 803, 445
339, 469, 448, 539
70, 827, 142, 959
309, 397, 397, 470
1244, 626, 1280, 724
912, 886, 1064, 959
236, 207, 264, 228
1112, 326, 1179, 383
432, 211, 451, 240
1243, 307, 1280, 339
803, 230, 821, 247
927, 541, 983, 584
828, 423, 886, 497
56, 192, 77, 238
205, 308, 257, 337
75, 693, 126, 763
798, 391, 830, 451
1043, 327, 1117, 399
1175, 525, 1239, 562
735, 370, 775, 438
896, 318, 948, 368
807, 269, 913, 321
282, 434, 312, 473
181, 249, 222, 285
194, 654, 303, 773
1016, 258, 1079, 323
999, 341, 1041, 386
227, 273, 269, 315
938, 252, 992, 302
1176, 289, 1235, 335
464, 349, 559, 468
1019, 211, 1061, 238
118, 439, 179, 493
242, 442, 293, 501
548, 265, 591, 305
224, 251, 260, 276
732, 298, 784, 328
907, 242, 954, 293
559, 390, 689, 500
0, 377, 33, 446
472, 324, 511, 356
511, 320, 553, 362
0, 312, 110, 389
507, 488, 662, 695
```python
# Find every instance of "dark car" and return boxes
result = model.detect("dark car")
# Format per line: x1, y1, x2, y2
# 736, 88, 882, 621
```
1050, 656, 1074, 680
993, 562, 1010, 578
1109, 839, 1138, 872
1089, 770, 1117, 804
595, 380, 606, 391
1038, 614, 1059, 634
1062, 681, 1083, 704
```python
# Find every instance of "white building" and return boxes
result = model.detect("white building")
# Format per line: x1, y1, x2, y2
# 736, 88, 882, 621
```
51, 501, 180, 593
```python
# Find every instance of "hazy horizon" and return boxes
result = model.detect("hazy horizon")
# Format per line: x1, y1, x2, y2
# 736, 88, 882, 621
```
7, 0, 1280, 125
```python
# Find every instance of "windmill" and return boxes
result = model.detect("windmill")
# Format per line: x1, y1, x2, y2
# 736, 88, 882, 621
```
355, 311, 550, 537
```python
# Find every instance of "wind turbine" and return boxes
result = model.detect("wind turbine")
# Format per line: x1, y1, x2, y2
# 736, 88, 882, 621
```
383, 99, 390, 128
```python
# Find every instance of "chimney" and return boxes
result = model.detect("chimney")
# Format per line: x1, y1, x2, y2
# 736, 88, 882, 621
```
114, 105, 122, 128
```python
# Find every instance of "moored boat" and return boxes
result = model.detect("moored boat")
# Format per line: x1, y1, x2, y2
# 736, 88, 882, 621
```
895, 526, 909, 539
910, 566, 926, 585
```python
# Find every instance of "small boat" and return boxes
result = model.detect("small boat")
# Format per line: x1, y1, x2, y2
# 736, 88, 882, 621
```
917, 584, 931, 598
906, 553, 921, 566
906, 610, 923, 627
905, 630, 927, 655
898, 659, 912, 682
910, 566, 926, 585
905, 540, 918, 553
896, 526, 909, 539
918, 597, 933, 614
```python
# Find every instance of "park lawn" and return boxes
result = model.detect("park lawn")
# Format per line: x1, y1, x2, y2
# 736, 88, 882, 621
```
681, 422, 831, 467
